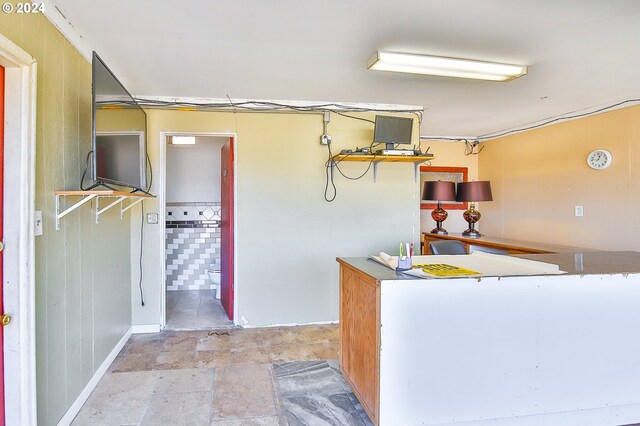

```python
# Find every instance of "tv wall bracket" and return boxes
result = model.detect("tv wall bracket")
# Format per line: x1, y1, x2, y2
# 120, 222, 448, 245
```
54, 190, 155, 230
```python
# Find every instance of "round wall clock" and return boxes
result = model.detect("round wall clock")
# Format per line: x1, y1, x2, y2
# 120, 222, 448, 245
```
587, 149, 613, 170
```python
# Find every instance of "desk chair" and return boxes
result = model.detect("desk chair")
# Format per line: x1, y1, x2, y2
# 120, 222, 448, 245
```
429, 240, 467, 255
469, 244, 509, 255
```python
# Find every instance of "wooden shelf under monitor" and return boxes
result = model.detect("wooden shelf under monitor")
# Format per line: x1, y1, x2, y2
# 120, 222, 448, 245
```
331, 154, 434, 163
330, 154, 434, 182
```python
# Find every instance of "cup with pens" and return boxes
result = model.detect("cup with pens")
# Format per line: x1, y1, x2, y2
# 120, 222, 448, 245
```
397, 242, 414, 271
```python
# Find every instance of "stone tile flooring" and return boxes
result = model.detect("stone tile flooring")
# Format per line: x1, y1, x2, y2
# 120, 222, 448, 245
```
72, 324, 372, 425
166, 290, 234, 330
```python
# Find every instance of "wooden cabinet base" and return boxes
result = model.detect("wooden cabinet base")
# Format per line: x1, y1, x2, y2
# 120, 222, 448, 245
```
338, 262, 380, 425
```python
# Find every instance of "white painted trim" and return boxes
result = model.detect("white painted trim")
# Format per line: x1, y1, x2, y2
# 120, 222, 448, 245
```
138, 95, 423, 113
0, 32, 38, 426
55, 327, 132, 426
241, 320, 338, 329
131, 324, 160, 334
40, 0, 92, 62
158, 131, 238, 329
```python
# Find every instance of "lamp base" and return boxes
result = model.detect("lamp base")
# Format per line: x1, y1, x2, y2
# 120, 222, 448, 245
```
430, 226, 448, 235
462, 203, 482, 238
462, 228, 482, 238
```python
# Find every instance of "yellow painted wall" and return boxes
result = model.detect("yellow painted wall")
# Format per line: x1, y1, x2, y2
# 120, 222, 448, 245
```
135, 109, 422, 327
1, 6, 132, 425
478, 105, 640, 251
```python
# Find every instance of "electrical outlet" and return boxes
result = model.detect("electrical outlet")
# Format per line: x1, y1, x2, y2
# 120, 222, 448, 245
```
320, 134, 332, 145
35, 210, 43, 236
575, 205, 584, 217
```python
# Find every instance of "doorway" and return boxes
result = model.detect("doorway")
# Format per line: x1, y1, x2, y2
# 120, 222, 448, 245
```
161, 133, 235, 330
0, 34, 37, 425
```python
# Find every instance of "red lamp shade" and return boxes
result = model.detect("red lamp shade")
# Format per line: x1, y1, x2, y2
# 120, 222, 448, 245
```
422, 181, 456, 202
456, 181, 493, 202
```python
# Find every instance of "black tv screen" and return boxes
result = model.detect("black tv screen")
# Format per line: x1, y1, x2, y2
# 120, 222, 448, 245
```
373, 115, 413, 148
92, 52, 147, 190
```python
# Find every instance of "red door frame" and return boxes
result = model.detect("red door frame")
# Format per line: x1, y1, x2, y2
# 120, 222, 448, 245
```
220, 137, 234, 320
0, 64, 6, 425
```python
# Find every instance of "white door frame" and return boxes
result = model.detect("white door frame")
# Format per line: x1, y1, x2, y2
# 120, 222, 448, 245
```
0, 33, 37, 425
158, 131, 237, 329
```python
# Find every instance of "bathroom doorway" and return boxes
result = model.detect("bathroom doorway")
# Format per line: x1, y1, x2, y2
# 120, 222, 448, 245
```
162, 134, 234, 330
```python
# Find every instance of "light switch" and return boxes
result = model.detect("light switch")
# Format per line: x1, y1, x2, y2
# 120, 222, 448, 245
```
35, 210, 43, 236
146, 213, 159, 224
575, 205, 584, 217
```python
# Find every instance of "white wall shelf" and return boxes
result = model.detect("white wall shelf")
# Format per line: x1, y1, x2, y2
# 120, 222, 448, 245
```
54, 190, 155, 230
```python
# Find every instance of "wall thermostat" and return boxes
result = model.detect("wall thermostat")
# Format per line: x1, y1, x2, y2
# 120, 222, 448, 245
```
146, 213, 159, 224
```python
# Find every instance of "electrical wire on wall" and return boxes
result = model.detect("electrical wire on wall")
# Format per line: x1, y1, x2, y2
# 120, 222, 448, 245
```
322, 113, 386, 202
138, 201, 145, 306
134, 96, 424, 202
79, 150, 94, 190
475, 98, 640, 140
420, 98, 640, 156
323, 141, 382, 202
136, 153, 154, 307
135, 97, 424, 123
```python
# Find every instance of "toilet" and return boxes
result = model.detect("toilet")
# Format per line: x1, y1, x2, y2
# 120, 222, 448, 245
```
207, 265, 222, 299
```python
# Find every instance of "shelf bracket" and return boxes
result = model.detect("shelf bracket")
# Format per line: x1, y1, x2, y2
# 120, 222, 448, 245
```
372, 160, 383, 182
96, 196, 127, 224
121, 197, 145, 217
56, 194, 97, 230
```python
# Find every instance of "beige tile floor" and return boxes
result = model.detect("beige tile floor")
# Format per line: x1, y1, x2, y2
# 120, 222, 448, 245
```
166, 290, 234, 330
72, 324, 339, 425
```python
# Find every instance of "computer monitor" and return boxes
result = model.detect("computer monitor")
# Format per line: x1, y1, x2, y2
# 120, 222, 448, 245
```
373, 115, 413, 150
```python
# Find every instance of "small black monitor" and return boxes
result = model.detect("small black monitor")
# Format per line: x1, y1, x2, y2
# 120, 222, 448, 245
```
373, 115, 413, 150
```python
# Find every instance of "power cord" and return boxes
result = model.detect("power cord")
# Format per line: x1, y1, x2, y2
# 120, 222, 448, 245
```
323, 140, 382, 202
79, 150, 94, 190
138, 200, 145, 307
137, 152, 154, 307
464, 140, 484, 156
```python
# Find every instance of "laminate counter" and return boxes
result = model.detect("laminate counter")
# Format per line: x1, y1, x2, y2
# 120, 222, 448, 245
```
337, 251, 640, 426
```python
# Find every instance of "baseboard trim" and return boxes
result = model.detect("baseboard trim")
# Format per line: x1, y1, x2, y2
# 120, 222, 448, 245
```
56, 327, 132, 426
241, 320, 339, 329
132, 324, 161, 334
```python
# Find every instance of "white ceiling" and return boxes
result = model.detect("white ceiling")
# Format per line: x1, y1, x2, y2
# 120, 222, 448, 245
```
50, 0, 640, 137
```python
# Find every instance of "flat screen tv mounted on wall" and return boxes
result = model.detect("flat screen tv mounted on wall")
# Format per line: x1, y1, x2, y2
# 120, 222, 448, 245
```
373, 115, 413, 150
91, 52, 147, 191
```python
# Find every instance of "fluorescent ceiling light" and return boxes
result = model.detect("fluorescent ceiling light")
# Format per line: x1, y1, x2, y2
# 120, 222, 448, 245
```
367, 51, 527, 82
171, 136, 196, 145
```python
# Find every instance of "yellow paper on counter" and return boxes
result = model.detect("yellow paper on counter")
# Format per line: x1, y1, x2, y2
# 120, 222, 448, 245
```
413, 263, 480, 277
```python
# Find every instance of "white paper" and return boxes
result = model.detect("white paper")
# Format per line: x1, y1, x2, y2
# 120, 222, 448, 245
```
370, 251, 566, 279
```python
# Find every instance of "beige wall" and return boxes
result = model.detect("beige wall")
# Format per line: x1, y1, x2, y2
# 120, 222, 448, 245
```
418, 140, 479, 234
134, 109, 421, 327
1, 8, 132, 426
479, 105, 640, 251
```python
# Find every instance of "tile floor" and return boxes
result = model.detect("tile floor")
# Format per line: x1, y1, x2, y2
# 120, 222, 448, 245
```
72, 324, 372, 425
166, 290, 234, 330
